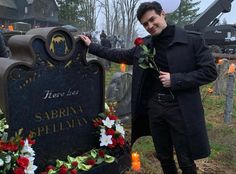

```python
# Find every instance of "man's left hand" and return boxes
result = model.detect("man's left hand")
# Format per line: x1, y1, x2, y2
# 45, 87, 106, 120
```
159, 71, 171, 88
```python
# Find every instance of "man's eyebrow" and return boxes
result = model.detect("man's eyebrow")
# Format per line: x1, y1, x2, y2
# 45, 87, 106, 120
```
141, 16, 155, 25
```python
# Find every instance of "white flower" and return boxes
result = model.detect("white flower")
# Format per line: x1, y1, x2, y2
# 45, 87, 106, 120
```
24, 160, 37, 174
5, 155, 11, 163
100, 128, 106, 136
105, 103, 110, 112
100, 134, 112, 147
115, 124, 125, 137
0, 158, 4, 166
21, 139, 35, 157
102, 117, 114, 128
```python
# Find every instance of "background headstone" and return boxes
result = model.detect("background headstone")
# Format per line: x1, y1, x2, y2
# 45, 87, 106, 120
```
106, 72, 132, 120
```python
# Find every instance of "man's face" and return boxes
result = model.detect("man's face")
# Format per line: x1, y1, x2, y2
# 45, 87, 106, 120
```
140, 10, 167, 36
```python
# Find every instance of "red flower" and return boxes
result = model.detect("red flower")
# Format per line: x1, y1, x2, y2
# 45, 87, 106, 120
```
117, 136, 125, 147
108, 115, 118, 120
14, 167, 25, 174
71, 161, 78, 167
4, 143, 18, 151
86, 159, 96, 166
59, 165, 68, 174
27, 138, 36, 145
17, 156, 29, 169
46, 165, 55, 172
20, 140, 25, 147
106, 128, 115, 136
93, 119, 102, 128
70, 169, 78, 174
40, 172, 48, 174
134, 37, 144, 46
108, 138, 117, 148
98, 150, 105, 157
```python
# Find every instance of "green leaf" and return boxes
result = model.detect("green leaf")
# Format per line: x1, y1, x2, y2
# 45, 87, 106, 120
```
78, 164, 93, 171
139, 64, 149, 69
141, 45, 149, 52
104, 154, 115, 163
76, 156, 88, 162
96, 157, 104, 165
149, 63, 154, 68
90, 149, 97, 159
138, 58, 145, 63
67, 155, 76, 163
48, 169, 57, 174
55, 159, 65, 167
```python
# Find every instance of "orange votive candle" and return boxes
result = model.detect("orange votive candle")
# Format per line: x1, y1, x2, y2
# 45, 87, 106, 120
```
132, 152, 140, 162
120, 63, 126, 73
132, 161, 141, 171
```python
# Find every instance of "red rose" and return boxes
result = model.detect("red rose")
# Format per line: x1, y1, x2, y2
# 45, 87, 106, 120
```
71, 161, 78, 167
5, 143, 18, 151
59, 165, 68, 174
108, 115, 118, 120
108, 138, 117, 148
14, 167, 25, 174
27, 138, 36, 145
117, 136, 125, 147
98, 150, 105, 157
86, 159, 96, 165
106, 128, 115, 136
134, 37, 144, 46
70, 169, 78, 174
20, 140, 25, 147
46, 165, 55, 172
93, 119, 102, 128
17, 156, 29, 169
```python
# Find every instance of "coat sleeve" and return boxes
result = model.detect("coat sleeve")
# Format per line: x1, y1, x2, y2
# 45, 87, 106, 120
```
170, 34, 217, 91
88, 43, 136, 65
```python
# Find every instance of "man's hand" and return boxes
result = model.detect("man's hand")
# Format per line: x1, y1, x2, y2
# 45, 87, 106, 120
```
159, 71, 171, 88
79, 35, 91, 46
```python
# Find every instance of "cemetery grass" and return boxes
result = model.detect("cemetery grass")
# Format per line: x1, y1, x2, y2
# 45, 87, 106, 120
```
106, 64, 236, 174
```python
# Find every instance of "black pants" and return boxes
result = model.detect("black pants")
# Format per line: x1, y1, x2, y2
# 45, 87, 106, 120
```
147, 99, 197, 174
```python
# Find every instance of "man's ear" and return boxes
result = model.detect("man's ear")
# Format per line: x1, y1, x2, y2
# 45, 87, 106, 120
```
161, 10, 166, 17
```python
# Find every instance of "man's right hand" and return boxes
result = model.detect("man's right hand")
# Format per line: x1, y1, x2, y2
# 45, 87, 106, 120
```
79, 35, 91, 46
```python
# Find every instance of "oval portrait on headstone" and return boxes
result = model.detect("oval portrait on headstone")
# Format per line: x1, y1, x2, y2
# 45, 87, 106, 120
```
48, 30, 74, 60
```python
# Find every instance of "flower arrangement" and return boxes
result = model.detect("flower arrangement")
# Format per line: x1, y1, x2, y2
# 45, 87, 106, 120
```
0, 117, 37, 174
41, 105, 128, 174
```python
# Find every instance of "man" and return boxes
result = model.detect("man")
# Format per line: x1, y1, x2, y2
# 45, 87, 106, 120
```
0, 32, 9, 57
80, 1, 217, 173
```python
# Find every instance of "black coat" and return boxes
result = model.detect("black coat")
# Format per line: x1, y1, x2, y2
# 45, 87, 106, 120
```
88, 26, 217, 160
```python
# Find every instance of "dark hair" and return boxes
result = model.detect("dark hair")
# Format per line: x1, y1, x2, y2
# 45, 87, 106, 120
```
136, 1, 163, 21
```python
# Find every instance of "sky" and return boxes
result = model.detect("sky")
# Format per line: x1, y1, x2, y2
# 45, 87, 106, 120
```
137, 0, 236, 36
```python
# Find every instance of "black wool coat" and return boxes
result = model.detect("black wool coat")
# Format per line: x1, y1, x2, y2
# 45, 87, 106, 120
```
88, 26, 217, 160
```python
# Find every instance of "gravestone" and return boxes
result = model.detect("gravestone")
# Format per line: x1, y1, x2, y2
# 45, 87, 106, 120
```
0, 27, 130, 173
106, 72, 132, 120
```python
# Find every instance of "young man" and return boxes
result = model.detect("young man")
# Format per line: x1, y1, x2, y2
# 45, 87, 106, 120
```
80, 1, 217, 173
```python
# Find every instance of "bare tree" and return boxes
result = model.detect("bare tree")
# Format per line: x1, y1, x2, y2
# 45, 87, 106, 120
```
97, 0, 138, 47
120, 0, 138, 47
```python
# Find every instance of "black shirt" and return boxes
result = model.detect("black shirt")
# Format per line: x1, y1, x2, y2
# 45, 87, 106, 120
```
143, 25, 175, 100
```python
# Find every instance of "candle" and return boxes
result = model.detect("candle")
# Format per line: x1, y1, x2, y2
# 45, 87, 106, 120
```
120, 63, 126, 73
132, 161, 141, 171
132, 152, 140, 162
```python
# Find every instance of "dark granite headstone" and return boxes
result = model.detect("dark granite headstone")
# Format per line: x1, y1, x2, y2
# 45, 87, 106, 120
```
0, 27, 105, 171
